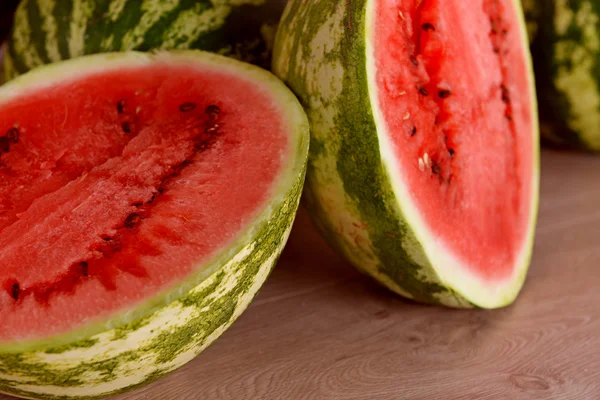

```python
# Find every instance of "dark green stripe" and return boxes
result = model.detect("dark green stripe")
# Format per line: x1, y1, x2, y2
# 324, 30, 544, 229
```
5, 1, 29, 74
529, 0, 600, 151
188, 3, 272, 68
6, 35, 29, 76
138, 0, 206, 51
109, 1, 144, 51
54, 0, 73, 59
26, 0, 50, 63
189, 4, 251, 51
83, 0, 113, 53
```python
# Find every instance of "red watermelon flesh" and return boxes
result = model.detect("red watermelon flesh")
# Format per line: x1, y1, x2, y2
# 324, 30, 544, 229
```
0, 60, 288, 341
374, 0, 535, 282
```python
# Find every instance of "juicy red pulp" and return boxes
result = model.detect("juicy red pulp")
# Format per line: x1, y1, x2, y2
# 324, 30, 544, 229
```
2, 102, 223, 305
0, 63, 288, 341
375, 0, 533, 280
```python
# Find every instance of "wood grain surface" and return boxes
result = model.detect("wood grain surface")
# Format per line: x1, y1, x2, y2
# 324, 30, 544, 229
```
3, 149, 600, 399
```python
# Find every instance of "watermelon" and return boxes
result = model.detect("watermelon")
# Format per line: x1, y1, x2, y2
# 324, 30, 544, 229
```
0, 50, 309, 399
526, 0, 600, 151
3, 0, 285, 81
273, 0, 539, 308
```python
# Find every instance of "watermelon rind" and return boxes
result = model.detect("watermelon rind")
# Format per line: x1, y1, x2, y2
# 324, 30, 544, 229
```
527, 0, 600, 151
3, 0, 284, 81
0, 50, 309, 400
273, 0, 539, 309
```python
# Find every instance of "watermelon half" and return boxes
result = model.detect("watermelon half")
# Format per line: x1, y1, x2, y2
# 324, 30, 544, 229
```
0, 50, 309, 399
4, 0, 285, 81
274, 0, 539, 308
526, 0, 600, 152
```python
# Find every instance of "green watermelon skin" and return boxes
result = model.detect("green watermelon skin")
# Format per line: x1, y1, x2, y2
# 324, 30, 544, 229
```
0, 50, 309, 400
527, 0, 600, 151
273, 0, 539, 309
4, 0, 284, 81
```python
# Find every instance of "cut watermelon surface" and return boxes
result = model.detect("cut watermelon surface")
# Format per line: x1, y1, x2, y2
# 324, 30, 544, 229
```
0, 51, 309, 399
274, 0, 539, 308
374, 0, 535, 282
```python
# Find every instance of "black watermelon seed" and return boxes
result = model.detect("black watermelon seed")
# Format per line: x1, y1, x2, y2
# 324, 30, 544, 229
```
432, 163, 441, 175
419, 87, 428, 96
0, 137, 9, 152
10, 282, 19, 301
124, 213, 140, 229
501, 85, 511, 104
422, 23, 435, 32
411, 127, 417, 137
438, 90, 451, 99
179, 102, 196, 112
490, 21, 498, 34
121, 122, 132, 133
410, 56, 419, 66
117, 99, 126, 114
80, 262, 89, 277
205, 105, 221, 119
448, 148, 455, 157
6, 127, 19, 143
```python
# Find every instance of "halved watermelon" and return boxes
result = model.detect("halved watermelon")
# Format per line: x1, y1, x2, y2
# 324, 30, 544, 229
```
274, 0, 539, 308
0, 50, 309, 399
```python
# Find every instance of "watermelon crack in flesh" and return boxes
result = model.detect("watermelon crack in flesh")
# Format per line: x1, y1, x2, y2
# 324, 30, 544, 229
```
273, 0, 539, 308
0, 52, 309, 400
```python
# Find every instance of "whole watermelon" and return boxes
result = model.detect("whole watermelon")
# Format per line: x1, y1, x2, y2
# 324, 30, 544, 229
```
526, 0, 600, 152
4, 0, 284, 80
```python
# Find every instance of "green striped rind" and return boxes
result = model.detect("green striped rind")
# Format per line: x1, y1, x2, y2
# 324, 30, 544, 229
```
528, 0, 600, 151
273, 0, 539, 309
0, 50, 309, 400
4, 0, 284, 81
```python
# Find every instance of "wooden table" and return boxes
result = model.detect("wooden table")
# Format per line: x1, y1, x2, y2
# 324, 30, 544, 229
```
3, 149, 600, 399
